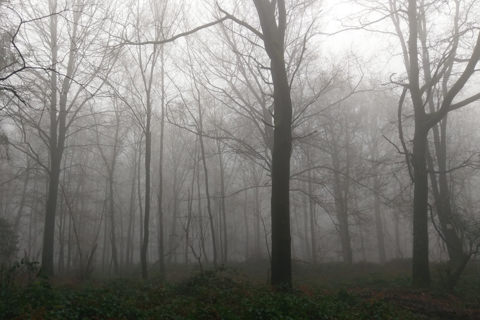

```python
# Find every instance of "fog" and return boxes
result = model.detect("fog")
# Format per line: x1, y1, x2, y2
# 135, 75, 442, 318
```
1, 0, 480, 290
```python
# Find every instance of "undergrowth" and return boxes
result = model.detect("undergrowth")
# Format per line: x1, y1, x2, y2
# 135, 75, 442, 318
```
0, 268, 420, 320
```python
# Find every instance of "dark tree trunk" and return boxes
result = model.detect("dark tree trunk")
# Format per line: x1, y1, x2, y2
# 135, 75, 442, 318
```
41, 2, 78, 276
407, 0, 430, 288
411, 127, 430, 287
42, 158, 61, 276
253, 0, 293, 289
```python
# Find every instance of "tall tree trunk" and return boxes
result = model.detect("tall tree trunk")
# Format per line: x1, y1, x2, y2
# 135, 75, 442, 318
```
197, 102, 217, 267
137, 137, 144, 263
306, 163, 316, 263
408, 0, 430, 288
157, 48, 166, 281
41, 0, 78, 276
141, 120, 152, 279
41, 5, 61, 276
108, 168, 119, 274
126, 148, 138, 267
216, 140, 228, 264
253, 0, 293, 288
168, 173, 178, 263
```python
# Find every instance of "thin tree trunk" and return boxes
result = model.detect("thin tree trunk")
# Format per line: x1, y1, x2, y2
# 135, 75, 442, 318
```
108, 167, 119, 274
141, 121, 152, 279
168, 173, 179, 263
374, 177, 386, 264
243, 189, 249, 260
196, 153, 208, 264
307, 176, 316, 264
254, 185, 261, 258
126, 149, 137, 267
137, 137, 144, 263
197, 103, 217, 267
216, 140, 228, 264
157, 47, 166, 281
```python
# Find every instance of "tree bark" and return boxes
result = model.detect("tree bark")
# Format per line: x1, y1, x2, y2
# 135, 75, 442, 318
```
253, 0, 293, 289
411, 126, 430, 287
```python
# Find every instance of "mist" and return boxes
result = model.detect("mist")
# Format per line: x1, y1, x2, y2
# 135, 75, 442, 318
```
1, 0, 480, 317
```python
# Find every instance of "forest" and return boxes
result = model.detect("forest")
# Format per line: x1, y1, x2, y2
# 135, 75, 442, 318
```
1, 0, 480, 319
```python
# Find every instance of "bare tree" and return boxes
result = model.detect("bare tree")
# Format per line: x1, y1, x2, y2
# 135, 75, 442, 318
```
7, 0, 118, 276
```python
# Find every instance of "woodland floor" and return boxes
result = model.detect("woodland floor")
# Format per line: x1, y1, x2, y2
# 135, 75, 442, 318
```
1, 259, 480, 319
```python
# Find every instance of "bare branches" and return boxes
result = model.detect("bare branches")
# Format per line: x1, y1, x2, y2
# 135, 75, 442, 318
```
118, 17, 229, 47
0, 7, 67, 82
217, 5, 264, 40
428, 32, 480, 128
396, 87, 414, 182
